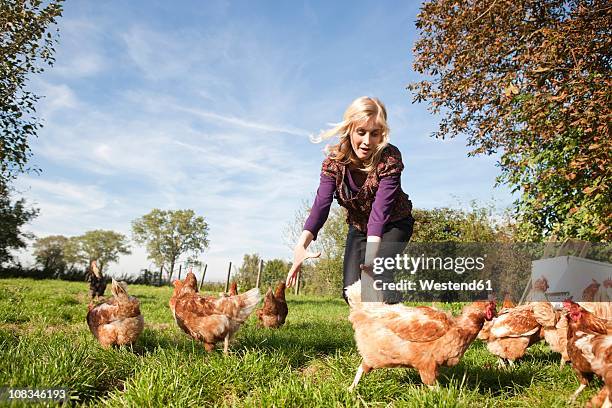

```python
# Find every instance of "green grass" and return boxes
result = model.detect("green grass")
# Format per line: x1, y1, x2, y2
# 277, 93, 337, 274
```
0, 278, 602, 407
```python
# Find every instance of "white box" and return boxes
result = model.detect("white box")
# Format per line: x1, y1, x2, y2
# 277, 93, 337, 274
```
531, 255, 612, 302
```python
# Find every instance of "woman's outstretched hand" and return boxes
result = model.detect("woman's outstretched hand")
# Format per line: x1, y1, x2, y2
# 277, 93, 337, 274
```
286, 246, 321, 288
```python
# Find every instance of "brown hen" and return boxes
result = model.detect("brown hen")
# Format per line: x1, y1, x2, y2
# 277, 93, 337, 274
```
563, 300, 612, 406
256, 281, 288, 328
502, 292, 515, 309
170, 272, 260, 354
480, 277, 556, 367
481, 301, 556, 366
86, 279, 144, 348
345, 281, 496, 390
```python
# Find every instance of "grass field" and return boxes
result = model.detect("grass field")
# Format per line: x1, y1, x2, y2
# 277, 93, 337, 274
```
0, 278, 602, 407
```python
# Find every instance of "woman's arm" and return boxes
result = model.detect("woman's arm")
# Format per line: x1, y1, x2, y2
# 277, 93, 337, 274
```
287, 174, 336, 287
303, 174, 336, 240
367, 175, 401, 237
296, 229, 315, 249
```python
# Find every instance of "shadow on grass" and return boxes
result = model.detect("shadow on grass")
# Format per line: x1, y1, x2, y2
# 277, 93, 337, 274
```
237, 334, 352, 356
133, 293, 163, 302
0, 328, 21, 346
379, 352, 560, 397
436, 361, 548, 396
521, 349, 565, 366
132, 327, 202, 355
287, 298, 346, 308
394, 368, 425, 386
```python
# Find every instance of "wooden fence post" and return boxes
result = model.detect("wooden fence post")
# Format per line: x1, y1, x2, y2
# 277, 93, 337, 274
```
178, 264, 182, 281
224, 262, 232, 293
256, 259, 263, 289
199, 264, 207, 291
159, 265, 163, 286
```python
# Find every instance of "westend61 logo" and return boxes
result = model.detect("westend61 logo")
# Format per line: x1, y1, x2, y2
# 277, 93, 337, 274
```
372, 253, 487, 275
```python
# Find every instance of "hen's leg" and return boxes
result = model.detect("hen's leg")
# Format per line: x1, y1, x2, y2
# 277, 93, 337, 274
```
570, 372, 593, 402
348, 365, 363, 393
602, 370, 612, 408
223, 335, 230, 355
348, 361, 371, 392
570, 383, 587, 403
419, 362, 439, 387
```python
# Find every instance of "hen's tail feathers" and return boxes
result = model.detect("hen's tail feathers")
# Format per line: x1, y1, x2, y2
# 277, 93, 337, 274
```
111, 279, 129, 298
274, 281, 286, 300
345, 281, 362, 309
229, 281, 238, 296
235, 288, 261, 322
532, 302, 556, 328
581, 302, 612, 321
264, 287, 274, 302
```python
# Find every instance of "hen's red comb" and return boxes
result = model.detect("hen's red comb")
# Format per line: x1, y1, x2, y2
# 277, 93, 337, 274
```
562, 298, 578, 310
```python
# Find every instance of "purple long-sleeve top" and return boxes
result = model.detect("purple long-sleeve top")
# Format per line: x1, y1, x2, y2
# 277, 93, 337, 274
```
303, 169, 401, 240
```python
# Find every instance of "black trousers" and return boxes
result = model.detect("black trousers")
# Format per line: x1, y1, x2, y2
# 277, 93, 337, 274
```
342, 216, 414, 303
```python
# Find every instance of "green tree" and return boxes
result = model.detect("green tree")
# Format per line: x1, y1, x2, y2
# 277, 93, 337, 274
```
1, 0, 62, 269
261, 258, 291, 288
406, 204, 524, 302
411, 203, 506, 243
75, 230, 131, 275
62, 236, 82, 271
131, 209, 210, 277
236, 253, 261, 289
409, 0, 611, 241
0, 192, 38, 266
32, 234, 67, 276
31, 234, 93, 279
1, 0, 64, 184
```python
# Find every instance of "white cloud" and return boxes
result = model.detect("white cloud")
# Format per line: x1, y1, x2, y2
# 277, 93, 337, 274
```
13, 176, 124, 242
53, 18, 107, 78
34, 81, 79, 117
174, 106, 311, 137
19, 177, 107, 212
120, 25, 231, 83
55, 52, 105, 78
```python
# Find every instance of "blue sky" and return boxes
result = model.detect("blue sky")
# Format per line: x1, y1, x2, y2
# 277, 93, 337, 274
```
15, 0, 515, 281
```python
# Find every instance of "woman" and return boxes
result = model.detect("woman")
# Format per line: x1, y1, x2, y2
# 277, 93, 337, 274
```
285, 96, 414, 302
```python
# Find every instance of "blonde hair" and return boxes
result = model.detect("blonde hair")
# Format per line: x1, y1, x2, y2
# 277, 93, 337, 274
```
314, 96, 390, 173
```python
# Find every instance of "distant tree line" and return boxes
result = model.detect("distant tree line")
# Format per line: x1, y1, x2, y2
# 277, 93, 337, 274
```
0, 209, 210, 285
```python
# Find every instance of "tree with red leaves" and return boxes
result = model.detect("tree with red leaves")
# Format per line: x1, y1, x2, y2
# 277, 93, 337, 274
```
409, 0, 610, 241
